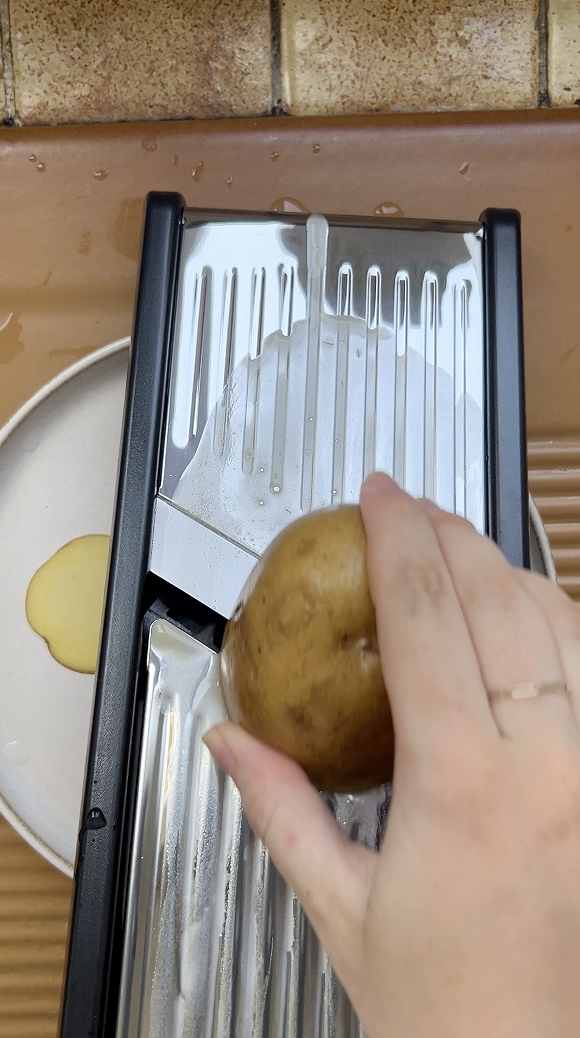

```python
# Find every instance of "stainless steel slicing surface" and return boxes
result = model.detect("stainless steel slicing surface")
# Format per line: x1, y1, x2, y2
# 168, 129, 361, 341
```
117, 618, 384, 1038
151, 211, 485, 615
127, 210, 486, 1037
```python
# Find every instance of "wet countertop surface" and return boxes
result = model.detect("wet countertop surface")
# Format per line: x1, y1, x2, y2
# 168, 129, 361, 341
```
2, 111, 580, 439
0, 110, 579, 1035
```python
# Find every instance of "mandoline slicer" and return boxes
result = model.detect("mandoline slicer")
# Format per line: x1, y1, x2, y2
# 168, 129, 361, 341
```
59, 193, 529, 1037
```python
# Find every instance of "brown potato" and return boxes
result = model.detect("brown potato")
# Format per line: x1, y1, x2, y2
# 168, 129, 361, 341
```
220, 505, 394, 792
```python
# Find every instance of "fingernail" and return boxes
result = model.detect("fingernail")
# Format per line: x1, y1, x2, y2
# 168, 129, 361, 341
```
203, 725, 237, 776
417, 497, 440, 514
361, 471, 397, 496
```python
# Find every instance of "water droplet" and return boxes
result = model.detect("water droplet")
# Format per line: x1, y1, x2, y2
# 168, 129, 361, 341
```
258, 499, 264, 506
36, 162, 46, 173
77, 230, 91, 256
0, 309, 24, 362
173, 154, 180, 166
192, 161, 204, 181
0, 311, 14, 335
270, 150, 280, 161
141, 135, 158, 152
332, 489, 337, 496
272, 485, 280, 493
259, 466, 264, 472
270, 197, 311, 214
373, 201, 403, 217
312, 143, 321, 154
459, 162, 469, 175
308, 416, 313, 421
28, 154, 36, 162
93, 169, 108, 180
82, 807, 107, 831
226, 175, 233, 188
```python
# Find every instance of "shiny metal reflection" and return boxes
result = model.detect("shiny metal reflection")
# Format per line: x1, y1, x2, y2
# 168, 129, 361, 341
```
152, 212, 485, 617
124, 211, 487, 1037
116, 619, 382, 1037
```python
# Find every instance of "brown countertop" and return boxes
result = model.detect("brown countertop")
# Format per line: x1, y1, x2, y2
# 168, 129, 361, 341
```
2, 110, 580, 439
0, 110, 579, 1036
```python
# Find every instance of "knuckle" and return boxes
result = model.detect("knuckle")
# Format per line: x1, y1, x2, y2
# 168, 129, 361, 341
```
465, 569, 524, 619
520, 570, 580, 640
422, 735, 508, 840
387, 558, 449, 618
434, 510, 475, 536
241, 787, 280, 847
419, 725, 502, 813
559, 595, 580, 641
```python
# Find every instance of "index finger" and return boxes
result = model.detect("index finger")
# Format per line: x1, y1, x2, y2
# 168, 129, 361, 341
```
359, 473, 496, 754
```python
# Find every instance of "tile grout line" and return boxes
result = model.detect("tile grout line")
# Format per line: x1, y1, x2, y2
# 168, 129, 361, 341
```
0, 0, 16, 123
269, 0, 287, 115
537, 0, 550, 106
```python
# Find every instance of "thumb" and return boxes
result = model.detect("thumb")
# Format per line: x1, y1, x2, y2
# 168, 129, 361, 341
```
203, 723, 376, 969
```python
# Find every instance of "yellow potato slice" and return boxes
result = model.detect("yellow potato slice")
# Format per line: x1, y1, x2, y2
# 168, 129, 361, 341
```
26, 534, 110, 674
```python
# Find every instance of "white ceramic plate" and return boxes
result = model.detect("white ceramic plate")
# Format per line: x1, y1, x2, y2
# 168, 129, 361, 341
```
0, 339, 129, 875
0, 335, 556, 877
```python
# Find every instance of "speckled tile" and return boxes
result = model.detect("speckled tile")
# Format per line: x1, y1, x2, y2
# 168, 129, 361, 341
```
549, 0, 580, 106
11, 0, 272, 125
0, 23, 6, 121
281, 0, 538, 115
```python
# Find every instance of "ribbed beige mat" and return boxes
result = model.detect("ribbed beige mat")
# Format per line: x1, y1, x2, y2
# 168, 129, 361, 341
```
529, 441, 580, 602
0, 816, 71, 1038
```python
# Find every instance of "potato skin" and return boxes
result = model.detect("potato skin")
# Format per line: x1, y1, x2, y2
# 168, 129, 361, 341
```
220, 505, 394, 792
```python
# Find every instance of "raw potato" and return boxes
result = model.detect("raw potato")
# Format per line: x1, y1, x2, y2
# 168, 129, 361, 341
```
220, 505, 394, 792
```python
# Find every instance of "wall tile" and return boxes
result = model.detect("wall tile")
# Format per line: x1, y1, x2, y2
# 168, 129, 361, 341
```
549, 0, 580, 106
0, 25, 6, 120
281, 0, 538, 116
11, 0, 272, 125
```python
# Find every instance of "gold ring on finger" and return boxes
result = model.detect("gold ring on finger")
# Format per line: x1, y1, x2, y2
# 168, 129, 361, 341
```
487, 681, 570, 705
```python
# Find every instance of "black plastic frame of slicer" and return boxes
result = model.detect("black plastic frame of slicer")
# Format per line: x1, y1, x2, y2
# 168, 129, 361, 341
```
59, 196, 530, 1037
480, 208, 530, 570
59, 192, 185, 1038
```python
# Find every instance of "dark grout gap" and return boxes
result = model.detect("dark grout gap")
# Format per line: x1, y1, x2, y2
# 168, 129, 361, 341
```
270, 0, 285, 114
537, 0, 551, 106
0, 0, 16, 123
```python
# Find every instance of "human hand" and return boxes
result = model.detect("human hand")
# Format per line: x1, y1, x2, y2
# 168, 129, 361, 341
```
205, 473, 580, 1038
